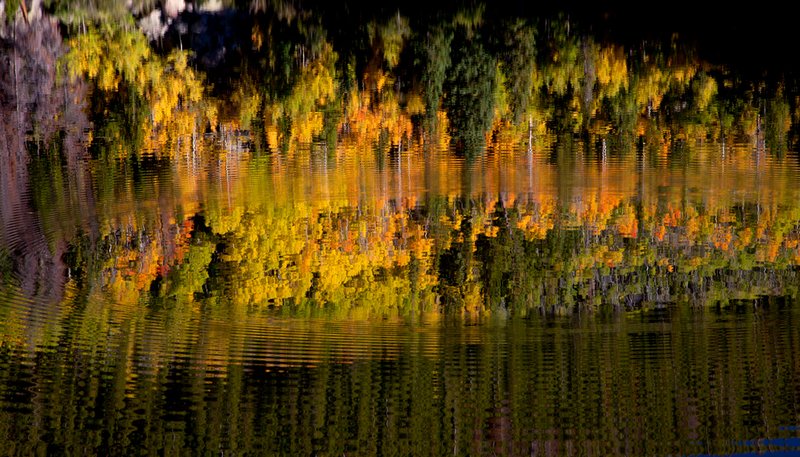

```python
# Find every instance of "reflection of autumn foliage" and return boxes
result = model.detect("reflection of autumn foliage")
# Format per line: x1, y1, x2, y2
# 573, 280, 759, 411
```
54, 6, 798, 168
18, 48, 793, 316
203, 197, 439, 314
6, 11, 800, 454
75, 140, 800, 316
64, 23, 204, 158
5, 8, 800, 321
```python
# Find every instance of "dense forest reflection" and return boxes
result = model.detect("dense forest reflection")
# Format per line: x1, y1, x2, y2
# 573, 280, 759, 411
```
2, 0, 800, 327
4, 2, 800, 455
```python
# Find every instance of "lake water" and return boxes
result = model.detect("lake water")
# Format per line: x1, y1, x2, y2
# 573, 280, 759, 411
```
1, 3, 800, 455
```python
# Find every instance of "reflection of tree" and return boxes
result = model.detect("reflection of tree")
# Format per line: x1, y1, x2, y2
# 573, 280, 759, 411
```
493, 19, 535, 122
418, 23, 452, 126
765, 93, 790, 157
63, 22, 204, 158
437, 204, 477, 312
444, 30, 496, 158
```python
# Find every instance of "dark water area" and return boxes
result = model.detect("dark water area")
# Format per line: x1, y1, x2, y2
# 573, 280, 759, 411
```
2, 304, 800, 455
2, 1, 800, 454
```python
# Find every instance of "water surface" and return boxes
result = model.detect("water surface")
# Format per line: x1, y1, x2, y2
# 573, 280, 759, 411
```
1, 2, 800, 454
